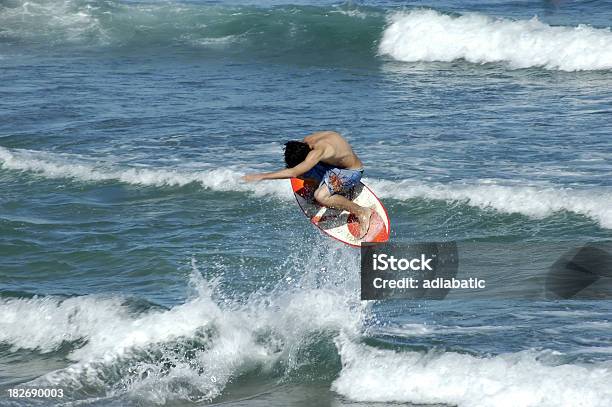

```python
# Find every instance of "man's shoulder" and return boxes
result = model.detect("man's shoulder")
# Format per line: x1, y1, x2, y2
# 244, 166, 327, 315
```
304, 130, 340, 142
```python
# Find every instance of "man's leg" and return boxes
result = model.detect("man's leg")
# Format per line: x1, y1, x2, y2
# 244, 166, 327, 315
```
314, 185, 372, 238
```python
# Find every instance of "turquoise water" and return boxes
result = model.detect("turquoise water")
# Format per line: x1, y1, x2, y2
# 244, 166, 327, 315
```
1, 0, 612, 405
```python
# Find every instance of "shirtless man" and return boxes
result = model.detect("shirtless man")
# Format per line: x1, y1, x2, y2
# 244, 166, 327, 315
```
242, 131, 373, 237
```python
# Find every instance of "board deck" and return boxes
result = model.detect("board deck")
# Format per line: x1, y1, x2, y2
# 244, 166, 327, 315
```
290, 178, 390, 247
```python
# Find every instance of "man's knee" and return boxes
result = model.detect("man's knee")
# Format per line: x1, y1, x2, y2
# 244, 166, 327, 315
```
314, 186, 331, 204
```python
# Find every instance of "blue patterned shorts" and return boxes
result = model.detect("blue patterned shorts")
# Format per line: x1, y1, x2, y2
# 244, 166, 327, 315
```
302, 163, 364, 195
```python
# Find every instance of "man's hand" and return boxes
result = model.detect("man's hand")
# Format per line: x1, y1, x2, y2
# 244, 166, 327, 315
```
242, 173, 265, 182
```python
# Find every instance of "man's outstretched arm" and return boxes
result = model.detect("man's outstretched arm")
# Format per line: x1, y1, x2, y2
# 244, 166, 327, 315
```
242, 149, 323, 182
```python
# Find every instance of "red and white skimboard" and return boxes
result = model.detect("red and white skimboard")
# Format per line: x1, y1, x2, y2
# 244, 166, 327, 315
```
290, 178, 390, 247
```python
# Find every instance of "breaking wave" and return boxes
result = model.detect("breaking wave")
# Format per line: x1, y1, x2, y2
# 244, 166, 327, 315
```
2, 0, 612, 71
371, 178, 612, 229
1, 146, 611, 228
379, 10, 612, 71
0, 254, 363, 403
2, 267, 612, 405
333, 335, 612, 407
0, 146, 292, 198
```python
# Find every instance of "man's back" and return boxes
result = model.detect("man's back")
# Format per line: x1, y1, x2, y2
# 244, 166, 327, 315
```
304, 131, 363, 170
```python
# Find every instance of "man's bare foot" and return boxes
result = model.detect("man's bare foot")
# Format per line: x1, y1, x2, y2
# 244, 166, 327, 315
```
356, 207, 374, 238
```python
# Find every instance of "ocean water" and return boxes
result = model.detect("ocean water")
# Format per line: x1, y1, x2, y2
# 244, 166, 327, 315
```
1, 0, 612, 406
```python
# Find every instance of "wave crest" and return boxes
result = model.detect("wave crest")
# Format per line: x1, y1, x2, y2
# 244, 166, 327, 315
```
332, 335, 612, 407
1, 258, 362, 403
379, 10, 612, 71
1, 146, 610, 228
3, 1, 612, 71
371, 179, 612, 229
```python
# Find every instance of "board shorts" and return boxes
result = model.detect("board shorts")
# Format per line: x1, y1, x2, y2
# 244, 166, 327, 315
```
302, 163, 364, 195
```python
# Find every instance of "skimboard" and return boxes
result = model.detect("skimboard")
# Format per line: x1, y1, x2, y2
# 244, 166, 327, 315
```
290, 178, 390, 247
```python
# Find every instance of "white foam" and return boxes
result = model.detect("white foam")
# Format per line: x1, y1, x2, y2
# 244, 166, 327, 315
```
190, 34, 243, 47
0, 146, 293, 199
0, 0, 106, 44
332, 335, 612, 407
378, 323, 513, 337
1, 146, 610, 228
0, 295, 128, 354
330, 8, 370, 19
1, 251, 363, 403
379, 10, 612, 71
369, 178, 612, 229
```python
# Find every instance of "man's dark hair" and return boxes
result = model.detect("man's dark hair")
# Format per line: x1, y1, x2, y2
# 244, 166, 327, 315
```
284, 141, 311, 168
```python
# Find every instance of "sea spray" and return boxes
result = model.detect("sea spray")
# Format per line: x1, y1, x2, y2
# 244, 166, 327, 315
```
2, 246, 364, 403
